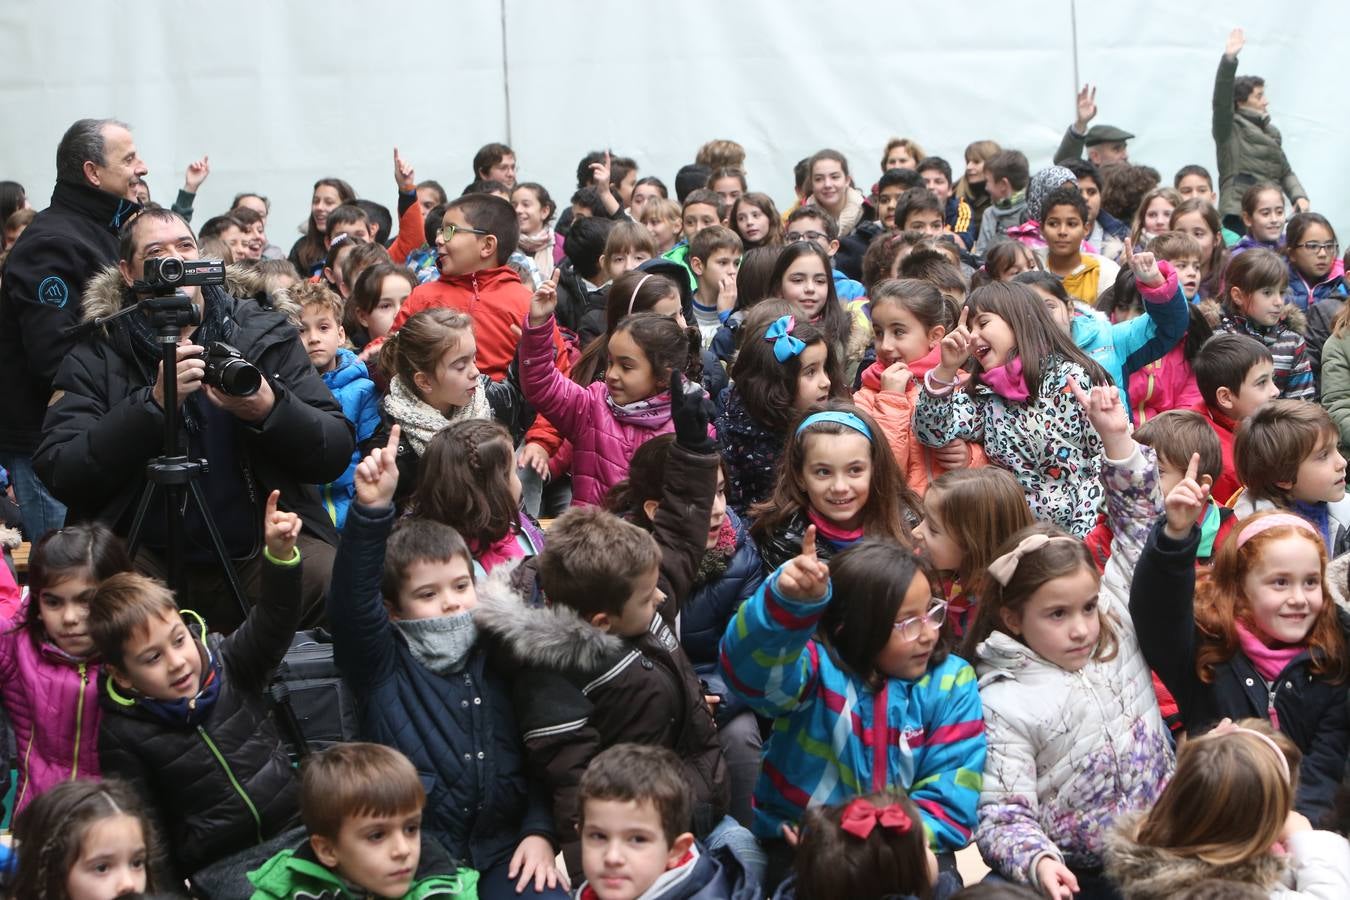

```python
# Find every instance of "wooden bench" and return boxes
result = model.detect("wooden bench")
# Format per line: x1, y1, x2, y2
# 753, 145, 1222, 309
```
11, 542, 28, 577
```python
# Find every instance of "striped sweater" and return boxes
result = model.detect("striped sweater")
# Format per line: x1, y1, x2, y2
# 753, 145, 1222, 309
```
718, 567, 986, 850
1217, 310, 1314, 400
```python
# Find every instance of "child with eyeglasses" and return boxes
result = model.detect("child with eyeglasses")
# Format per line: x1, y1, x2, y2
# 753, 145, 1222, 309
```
720, 507, 986, 890
1283, 213, 1345, 313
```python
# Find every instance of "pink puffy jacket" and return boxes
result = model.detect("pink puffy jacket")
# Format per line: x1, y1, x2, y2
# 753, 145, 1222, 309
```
519, 315, 675, 506
1128, 342, 1202, 424
0, 612, 102, 815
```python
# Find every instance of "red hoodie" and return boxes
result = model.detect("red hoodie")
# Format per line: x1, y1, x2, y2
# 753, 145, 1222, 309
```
1192, 401, 1241, 506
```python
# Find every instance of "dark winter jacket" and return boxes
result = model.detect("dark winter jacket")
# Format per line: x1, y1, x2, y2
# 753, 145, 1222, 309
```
1302, 291, 1346, 384
1213, 53, 1309, 220
35, 265, 355, 550
474, 441, 727, 871
0, 179, 139, 454
97, 554, 303, 877
325, 502, 554, 872
1130, 519, 1350, 824
755, 512, 846, 574
835, 219, 883, 283
715, 387, 784, 518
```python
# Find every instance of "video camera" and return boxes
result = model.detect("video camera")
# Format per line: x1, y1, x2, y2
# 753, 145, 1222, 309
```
142, 256, 226, 290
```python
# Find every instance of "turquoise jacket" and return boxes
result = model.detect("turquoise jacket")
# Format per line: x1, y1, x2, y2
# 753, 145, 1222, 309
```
718, 566, 985, 850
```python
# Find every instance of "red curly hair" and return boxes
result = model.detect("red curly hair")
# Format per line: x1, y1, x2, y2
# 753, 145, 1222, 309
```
1194, 510, 1347, 684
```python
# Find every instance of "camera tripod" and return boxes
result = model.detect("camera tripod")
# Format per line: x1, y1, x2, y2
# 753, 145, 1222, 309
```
83, 292, 250, 619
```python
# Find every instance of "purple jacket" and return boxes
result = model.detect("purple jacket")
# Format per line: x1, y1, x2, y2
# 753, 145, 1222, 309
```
0, 612, 102, 814
519, 315, 675, 505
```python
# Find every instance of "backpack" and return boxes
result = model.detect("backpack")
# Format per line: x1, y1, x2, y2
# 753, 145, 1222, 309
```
268, 629, 358, 760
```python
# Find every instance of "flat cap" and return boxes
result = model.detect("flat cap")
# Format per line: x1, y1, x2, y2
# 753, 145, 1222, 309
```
1084, 124, 1134, 145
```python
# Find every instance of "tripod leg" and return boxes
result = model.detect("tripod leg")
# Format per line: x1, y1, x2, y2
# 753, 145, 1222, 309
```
164, 483, 188, 606
186, 476, 251, 620
124, 478, 160, 560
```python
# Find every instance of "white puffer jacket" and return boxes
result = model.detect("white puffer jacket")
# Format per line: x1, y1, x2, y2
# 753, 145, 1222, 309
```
974, 444, 1176, 888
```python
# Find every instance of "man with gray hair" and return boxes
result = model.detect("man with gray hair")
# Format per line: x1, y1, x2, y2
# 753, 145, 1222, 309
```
0, 117, 147, 540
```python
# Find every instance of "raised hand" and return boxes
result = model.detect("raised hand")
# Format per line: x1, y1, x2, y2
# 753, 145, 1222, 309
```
354, 426, 402, 509
527, 269, 561, 327
183, 156, 210, 193
1069, 375, 1132, 459
393, 147, 416, 193
669, 370, 712, 451
589, 150, 612, 190
1163, 452, 1212, 539
777, 525, 829, 601
1225, 27, 1245, 58
1035, 857, 1080, 900
1123, 237, 1164, 287
1074, 84, 1098, 132
935, 306, 972, 380
879, 360, 913, 393
263, 489, 301, 561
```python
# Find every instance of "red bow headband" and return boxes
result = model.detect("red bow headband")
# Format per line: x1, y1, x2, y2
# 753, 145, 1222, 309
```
839, 797, 913, 840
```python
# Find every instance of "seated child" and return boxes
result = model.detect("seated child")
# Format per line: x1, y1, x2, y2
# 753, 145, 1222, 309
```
641, 196, 684, 257
1190, 332, 1280, 505
347, 262, 415, 355
575, 743, 759, 900
474, 412, 730, 872
294, 281, 380, 530
326, 428, 566, 898
598, 219, 656, 284
973, 149, 1030, 256
248, 742, 479, 900
1233, 400, 1350, 555
688, 225, 743, 348
89, 491, 306, 892
1216, 247, 1314, 400
784, 207, 867, 301
1034, 185, 1120, 302
663, 189, 725, 290
894, 187, 947, 239
918, 156, 978, 250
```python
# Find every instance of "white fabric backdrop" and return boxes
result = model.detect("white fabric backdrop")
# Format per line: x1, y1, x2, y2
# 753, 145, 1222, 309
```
1, 1, 1341, 245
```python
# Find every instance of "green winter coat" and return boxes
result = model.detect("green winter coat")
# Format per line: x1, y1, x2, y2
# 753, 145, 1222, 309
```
1212, 53, 1307, 220
247, 846, 478, 900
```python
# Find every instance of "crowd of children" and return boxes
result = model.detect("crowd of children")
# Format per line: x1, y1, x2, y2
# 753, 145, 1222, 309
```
3, 26, 1350, 900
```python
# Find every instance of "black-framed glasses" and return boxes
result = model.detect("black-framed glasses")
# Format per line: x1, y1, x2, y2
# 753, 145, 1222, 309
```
787, 230, 828, 244
440, 222, 491, 241
893, 599, 948, 641
1295, 241, 1339, 255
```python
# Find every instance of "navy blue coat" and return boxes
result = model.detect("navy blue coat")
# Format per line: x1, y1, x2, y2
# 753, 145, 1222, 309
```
326, 502, 554, 870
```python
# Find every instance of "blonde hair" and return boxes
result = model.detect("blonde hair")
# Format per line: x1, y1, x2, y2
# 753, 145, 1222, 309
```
1130, 187, 1183, 247
290, 280, 345, 323
639, 197, 681, 227
1136, 719, 1299, 866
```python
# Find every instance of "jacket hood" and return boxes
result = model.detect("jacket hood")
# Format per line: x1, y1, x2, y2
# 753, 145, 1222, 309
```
1104, 812, 1286, 899
81, 262, 300, 329
472, 559, 626, 672
974, 630, 1043, 683
0, 525, 19, 551
324, 347, 369, 389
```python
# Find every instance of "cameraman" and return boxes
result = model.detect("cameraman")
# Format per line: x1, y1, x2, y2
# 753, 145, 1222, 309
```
35, 208, 355, 629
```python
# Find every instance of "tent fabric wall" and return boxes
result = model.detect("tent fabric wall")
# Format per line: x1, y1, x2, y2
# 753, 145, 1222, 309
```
1, 1, 1340, 243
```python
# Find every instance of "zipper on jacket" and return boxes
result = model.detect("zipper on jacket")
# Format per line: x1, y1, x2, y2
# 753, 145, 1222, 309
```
70, 662, 88, 780
197, 726, 264, 843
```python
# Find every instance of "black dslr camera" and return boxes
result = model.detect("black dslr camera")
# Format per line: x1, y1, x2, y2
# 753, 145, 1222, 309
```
202, 342, 262, 397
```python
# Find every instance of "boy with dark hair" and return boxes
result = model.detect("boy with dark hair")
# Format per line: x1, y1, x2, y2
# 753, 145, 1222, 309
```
1191, 332, 1281, 504
674, 164, 713, 205
1174, 164, 1242, 246
90, 494, 306, 893
1061, 158, 1128, 261
688, 225, 742, 348
354, 198, 393, 245
575, 744, 758, 900
473, 142, 517, 188
556, 215, 615, 333
1232, 400, 1350, 553
475, 421, 734, 873
784, 207, 866, 301
893, 187, 945, 238
917, 157, 977, 249
834, 168, 922, 280
1037, 185, 1121, 302
661, 189, 724, 290
248, 742, 479, 899
293, 281, 379, 531
320, 429, 567, 898
973, 150, 1030, 255
380, 194, 561, 380
325, 204, 371, 248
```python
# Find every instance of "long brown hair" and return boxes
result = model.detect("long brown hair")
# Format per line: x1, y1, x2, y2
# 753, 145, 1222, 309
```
750, 401, 918, 547
962, 281, 1110, 399
294, 176, 356, 273
1170, 197, 1229, 300
410, 420, 518, 552
924, 468, 1034, 594
1135, 719, 1300, 866
571, 271, 689, 386
731, 300, 846, 432
1194, 510, 1347, 684
730, 192, 785, 249
961, 523, 1119, 663
379, 308, 474, 397
22, 523, 132, 650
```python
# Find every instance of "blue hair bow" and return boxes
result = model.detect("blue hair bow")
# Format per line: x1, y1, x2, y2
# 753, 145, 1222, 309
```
765, 314, 806, 363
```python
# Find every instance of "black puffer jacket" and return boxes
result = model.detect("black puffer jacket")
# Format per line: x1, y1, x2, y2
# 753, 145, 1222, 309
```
715, 387, 785, 518
754, 512, 847, 574
35, 266, 354, 547
97, 556, 302, 877
0, 179, 139, 454
1131, 518, 1350, 824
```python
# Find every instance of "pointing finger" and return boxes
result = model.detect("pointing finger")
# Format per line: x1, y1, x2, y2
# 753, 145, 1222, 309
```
385, 424, 401, 456
1185, 451, 1200, 483
800, 524, 817, 560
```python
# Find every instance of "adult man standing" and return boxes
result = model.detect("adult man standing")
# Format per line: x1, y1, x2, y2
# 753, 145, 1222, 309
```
1054, 85, 1133, 168
0, 118, 146, 540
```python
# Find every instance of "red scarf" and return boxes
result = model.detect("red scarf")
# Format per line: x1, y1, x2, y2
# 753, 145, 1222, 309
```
807, 508, 864, 545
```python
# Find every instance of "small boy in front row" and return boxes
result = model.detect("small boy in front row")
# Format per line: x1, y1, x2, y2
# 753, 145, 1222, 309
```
90, 490, 306, 896
574, 743, 759, 900
1190, 332, 1281, 505
1233, 399, 1350, 554
248, 742, 478, 900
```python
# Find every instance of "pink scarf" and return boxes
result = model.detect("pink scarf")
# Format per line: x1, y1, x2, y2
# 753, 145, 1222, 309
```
807, 509, 864, 546
982, 356, 1030, 402
605, 390, 674, 428
1236, 621, 1304, 728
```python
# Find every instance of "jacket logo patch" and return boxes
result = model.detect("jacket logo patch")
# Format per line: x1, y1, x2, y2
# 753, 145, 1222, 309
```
38, 276, 70, 308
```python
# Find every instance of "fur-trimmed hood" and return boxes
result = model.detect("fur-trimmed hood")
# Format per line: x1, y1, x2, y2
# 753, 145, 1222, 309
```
472, 559, 626, 674
1105, 812, 1287, 899
0, 525, 19, 551
80, 263, 300, 330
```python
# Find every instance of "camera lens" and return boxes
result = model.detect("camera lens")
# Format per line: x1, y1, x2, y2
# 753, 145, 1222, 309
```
215, 358, 262, 397
158, 257, 184, 283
